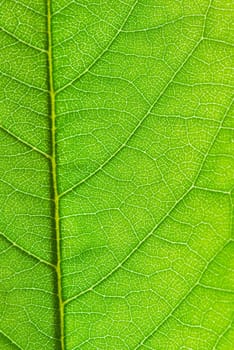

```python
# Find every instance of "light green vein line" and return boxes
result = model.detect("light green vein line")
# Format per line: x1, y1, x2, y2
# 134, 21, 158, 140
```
9, 287, 57, 295
121, 14, 204, 33
47, 1, 64, 349
213, 320, 234, 349
12, 0, 46, 17
203, 37, 234, 47
198, 283, 234, 293
170, 315, 219, 335
0, 331, 23, 350
193, 186, 231, 195
193, 99, 233, 186
1, 27, 47, 53
0, 178, 51, 201
0, 232, 55, 269
0, 70, 48, 92
88, 71, 151, 105
0, 125, 51, 160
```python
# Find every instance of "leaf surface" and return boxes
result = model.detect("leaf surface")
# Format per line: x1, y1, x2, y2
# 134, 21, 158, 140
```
0, 0, 234, 349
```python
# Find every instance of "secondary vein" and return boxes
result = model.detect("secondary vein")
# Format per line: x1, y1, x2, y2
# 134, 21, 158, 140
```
47, 1, 64, 349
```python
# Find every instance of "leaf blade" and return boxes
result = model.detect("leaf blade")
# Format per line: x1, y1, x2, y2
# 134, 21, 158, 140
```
0, 0, 233, 349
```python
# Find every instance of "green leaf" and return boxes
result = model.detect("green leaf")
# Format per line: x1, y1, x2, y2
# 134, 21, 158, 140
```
0, 0, 233, 349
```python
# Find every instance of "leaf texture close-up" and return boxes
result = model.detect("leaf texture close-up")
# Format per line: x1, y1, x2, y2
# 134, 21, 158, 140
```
0, 0, 234, 349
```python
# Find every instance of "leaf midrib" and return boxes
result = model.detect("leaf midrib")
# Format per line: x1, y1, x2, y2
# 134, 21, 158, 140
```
47, 1, 64, 349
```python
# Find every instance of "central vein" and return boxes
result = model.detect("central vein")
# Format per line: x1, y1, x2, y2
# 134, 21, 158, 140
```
47, 1, 64, 349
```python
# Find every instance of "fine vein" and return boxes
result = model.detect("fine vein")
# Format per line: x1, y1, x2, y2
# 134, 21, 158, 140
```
47, 1, 64, 349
